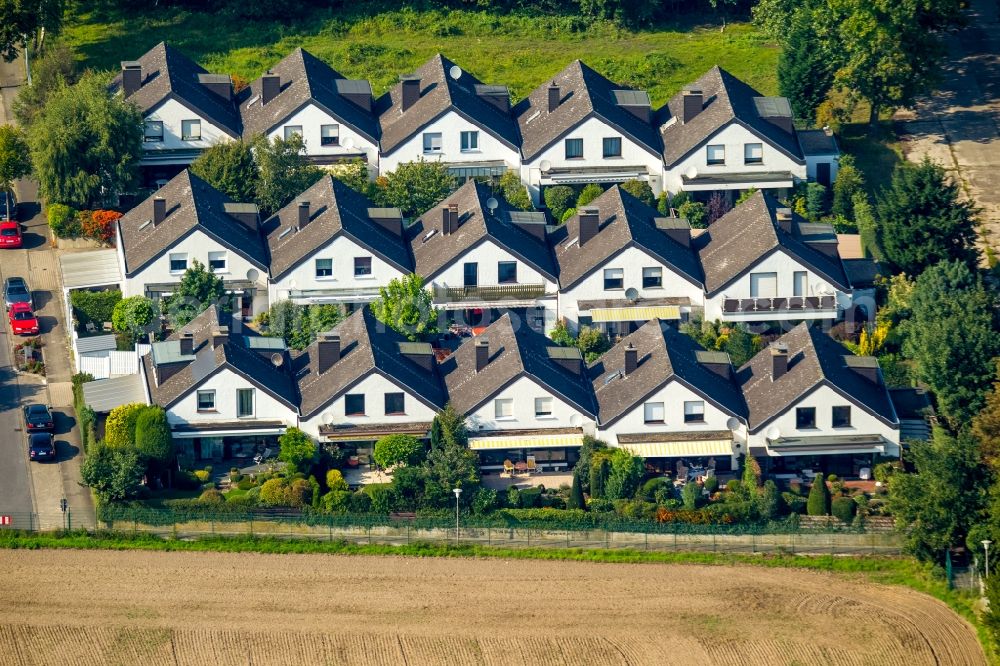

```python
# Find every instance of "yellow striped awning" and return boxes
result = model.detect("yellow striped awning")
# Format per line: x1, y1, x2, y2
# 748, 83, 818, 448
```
590, 306, 681, 322
619, 440, 733, 458
468, 433, 585, 450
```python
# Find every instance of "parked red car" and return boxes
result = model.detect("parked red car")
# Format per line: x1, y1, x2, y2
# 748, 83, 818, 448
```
0, 221, 21, 248
8, 302, 39, 335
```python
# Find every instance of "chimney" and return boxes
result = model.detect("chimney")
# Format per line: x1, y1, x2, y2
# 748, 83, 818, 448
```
261, 73, 280, 105
682, 89, 703, 123
212, 326, 229, 348
224, 203, 259, 232
441, 206, 452, 235
121, 61, 142, 97
475, 338, 489, 373
367, 207, 403, 237
547, 83, 560, 112
152, 197, 166, 225
179, 332, 194, 356
400, 75, 420, 112
624, 343, 638, 376
399, 342, 435, 372
578, 208, 599, 247
317, 333, 341, 374
298, 201, 311, 229
846, 356, 881, 384
448, 203, 460, 231
198, 73, 232, 101
770, 343, 788, 380
775, 207, 793, 234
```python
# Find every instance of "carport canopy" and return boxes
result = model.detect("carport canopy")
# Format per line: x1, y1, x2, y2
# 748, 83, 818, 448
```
82, 374, 146, 413
60, 249, 122, 290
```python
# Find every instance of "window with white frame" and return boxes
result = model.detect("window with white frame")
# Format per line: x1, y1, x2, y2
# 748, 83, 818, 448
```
495, 398, 513, 419
603, 268, 624, 290
283, 125, 303, 140
644, 402, 665, 424
169, 253, 188, 273
315, 258, 333, 278
144, 120, 164, 142
684, 400, 705, 423
460, 131, 479, 152
534, 397, 553, 417
196, 390, 216, 411
181, 119, 201, 141
321, 124, 340, 146
642, 267, 662, 289
208, 251, 227, 273
602, 137, 622, 158
236, 388, 255, 418
565, 138, 583, 159
744, 143, 763, 165
423, 132, 442, 153
706, 144, 725, 165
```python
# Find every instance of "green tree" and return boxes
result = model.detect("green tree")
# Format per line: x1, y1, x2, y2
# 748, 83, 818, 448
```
605, 448, 643, 500
681, 479, 700, 510
544, 185, 574, 222
374, 434, 425, 469
370, 273, 439, 341
111, 296, 155, 342
757, 480, 781, 520
429, 417, 445, 451
777, 7, 835, 124
0, 125, 30, 220
678, 200, 707, 229
434, 404, 468, 448
619, 179, 655, 207
265, 301, 345, 350
984, 575, 1000, 648
741, 455, 761, 496
806, 473, 829, 516
888, 427, 988, 563
875, 158, 979, 275
576, 183, 603, 208
831, 154, 865, 219
167, 259, 229, 328
576, 435, 606, 494
853, 193, 881, 261
104, 402, 146, 449
27, 73, 143, 208
252, 133, 323, 216
973, 374, 1000, 466
133, 406, 173, 463
278, 427, 317, 474
902, 260, 1000, 427
189, 140, 258, 203
81, 444, 145, 504
576, 326, 611, 363
498, 169, 532, 210
721, 325, 759, 367
326, 468, 348, 492
568, 468, 586, 510
0, 0, 63, 62
381, 158, 457, 218
805, 183, 828, 221
12, 42, 76, 128
589, 457, 609, 500
423, 436, 480, 507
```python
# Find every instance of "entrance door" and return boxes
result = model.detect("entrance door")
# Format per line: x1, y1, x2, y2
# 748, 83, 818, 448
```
241, 289, 253, 320
816, 162, 832, 187
463, 262, 478, 287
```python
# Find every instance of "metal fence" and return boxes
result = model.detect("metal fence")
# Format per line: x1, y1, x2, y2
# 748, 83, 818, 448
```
1, 508, 904, 556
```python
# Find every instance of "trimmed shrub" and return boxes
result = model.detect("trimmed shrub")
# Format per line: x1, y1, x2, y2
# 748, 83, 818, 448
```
104, 402, 146, 449
806, 474, 830, 516
725, 480, 740, 493
519, 487, 543, 508
681, 481, 700, 510
782, 492, 807, 514
373, 434, 424, 469
322, 490, 352, 513
587, 498, 614, 512
198, 489, 225, 505
326, 468, 348, 492
70, 289, 122, 329
543, 185, 575, 221
47, 203, 80, 238
576, 183, 603, 208
831, 496, 856, 523
704, 475, 719, 494
348, 490, 372, 513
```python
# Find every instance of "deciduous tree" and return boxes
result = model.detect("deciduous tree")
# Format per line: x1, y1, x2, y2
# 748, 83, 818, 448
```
381, 158, 456, 218
189, 140, 258, 203
104, 402, 146, 449
370, 273, 439, 341
278, 427, 317, 474
0, 0, 64, 62
543, 185, 574, 222
81, 444, 145, 504
167, 259, 229, 328
111, 296, 156, 342
253, 133, 323, 216
374, 434, 425, 469
0, 124, 30, 220
133, 406, 173, 463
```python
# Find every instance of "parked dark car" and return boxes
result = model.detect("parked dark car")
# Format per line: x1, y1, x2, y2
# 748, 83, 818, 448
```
28, 432, 55, 462
23, 404, 54, 431
0, 191, 16, 222
3, 276, 31, 311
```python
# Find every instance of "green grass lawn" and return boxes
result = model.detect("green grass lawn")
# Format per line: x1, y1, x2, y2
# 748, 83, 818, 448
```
61, 5, 779, 104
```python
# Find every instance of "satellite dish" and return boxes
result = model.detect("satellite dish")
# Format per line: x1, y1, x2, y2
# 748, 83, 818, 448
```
342, 136, 354, 149
449, 65, 463, 80
569, 414, 582, 427
246, 269, 259, 282
625, 287, 639, 303
322, 412, 334, 423
539, 159, 552, 172
270, 352, 284, 367
686, 166, 698, 180
726, 416, 740, 432
766, 425, 781, 441
485, 197, 498, 213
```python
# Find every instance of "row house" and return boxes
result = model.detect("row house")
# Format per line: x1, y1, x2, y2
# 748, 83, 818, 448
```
118, 44, 836, 201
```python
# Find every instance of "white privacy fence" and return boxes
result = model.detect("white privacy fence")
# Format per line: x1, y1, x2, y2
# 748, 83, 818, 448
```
78, 351, 140, 379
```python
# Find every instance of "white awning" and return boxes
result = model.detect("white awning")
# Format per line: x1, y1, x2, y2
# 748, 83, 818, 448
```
60, 250, 122, 290
619, 440, 734, 458
172, 425, 287, 439
469, 433, 584, 450
81, 374, 147, 413
545, 171, 646, 185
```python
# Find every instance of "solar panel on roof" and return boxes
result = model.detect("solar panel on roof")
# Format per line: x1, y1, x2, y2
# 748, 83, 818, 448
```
753, 96, 792, 118
546, 346, 582, 360
612, 89, 651, 107
336, 79, 373, 95
508, 211, 547, 224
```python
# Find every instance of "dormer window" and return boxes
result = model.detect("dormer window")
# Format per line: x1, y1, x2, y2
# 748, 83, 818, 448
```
321, 124, 339, 146
144, 120, 163, 142
181, 119, 201, 141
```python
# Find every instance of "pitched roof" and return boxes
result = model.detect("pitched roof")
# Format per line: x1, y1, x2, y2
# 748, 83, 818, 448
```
549, 186, 702, 290
658, 66, 803, 167
263, 176, 412, 280
439, 314, 597, 418
694, 190, 849, 296
112, 42, 241, 136
143, 306, 298, 410
239, 47, 378, 143
376, 54, 519, 154
589, 320, 746, 426
407, 180, 556, 281
292, 307, 447, 419
736, 323, 898, 432
117, 170, 268, 275
514, 60, 661, 162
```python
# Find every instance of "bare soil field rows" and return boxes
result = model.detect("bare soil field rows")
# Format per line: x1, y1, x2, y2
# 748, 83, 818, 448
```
0, 549, 984, 665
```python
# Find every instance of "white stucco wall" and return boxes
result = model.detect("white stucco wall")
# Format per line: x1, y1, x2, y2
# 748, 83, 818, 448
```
663, 122, 806, 195
142, 98, 233, 163
165, 367, 297, 426
521, 116, 664, 205
465, 375, 594, 433
268, 234, 407, 304
427, 239, 554, 290
299, 373, 439, 439
806, 154, 840, 183
267, 102, 379, 167
598, 379, 736, 444
379, 110, 520, 175
557, 245, 704, 331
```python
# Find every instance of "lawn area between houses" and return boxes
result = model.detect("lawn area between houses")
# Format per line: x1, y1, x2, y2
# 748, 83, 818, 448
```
60, 5, 779, 104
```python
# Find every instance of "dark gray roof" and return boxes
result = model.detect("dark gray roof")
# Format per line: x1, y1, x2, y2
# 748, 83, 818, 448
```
549, 186, 702, 290
117, 170, 268, 276
589, 320, 746, 426
239, 48, 378, 143
736, 323, 899, 432
407, 180, 556, 281
439, 314, 597, 418
659, 66, 803, 167
376, 54, 519, 155
694, 190, 849, 296
292, 307, 447, 419
263, 176, 412, 280
143, 306, 298, 410
843, 258, 880, 288
515, 60, 661, 162
112, 42, 240, 137
798, 129, 839, 156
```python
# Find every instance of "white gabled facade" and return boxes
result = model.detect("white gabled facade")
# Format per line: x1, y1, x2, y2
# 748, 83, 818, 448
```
465, 375, 595, 434
379, 110, 520, 176
269, 103, 379, 169
163, 367, 297, 427
141, 98, 234, 167
598, 380, 734, 444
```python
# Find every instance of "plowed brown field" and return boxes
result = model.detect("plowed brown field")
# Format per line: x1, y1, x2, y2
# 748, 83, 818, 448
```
0, 549, 984, 665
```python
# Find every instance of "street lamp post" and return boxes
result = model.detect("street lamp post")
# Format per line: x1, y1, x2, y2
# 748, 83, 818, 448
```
453, 488, 462, 541
984, 540, 993, 581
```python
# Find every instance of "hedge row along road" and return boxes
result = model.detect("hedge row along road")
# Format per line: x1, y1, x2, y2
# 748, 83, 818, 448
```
0, 549, 984, 665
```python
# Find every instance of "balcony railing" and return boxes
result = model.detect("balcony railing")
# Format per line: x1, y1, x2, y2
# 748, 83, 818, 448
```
434, 283, 547, 302
288, 286, 383, 300
722, 295, 837, 315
